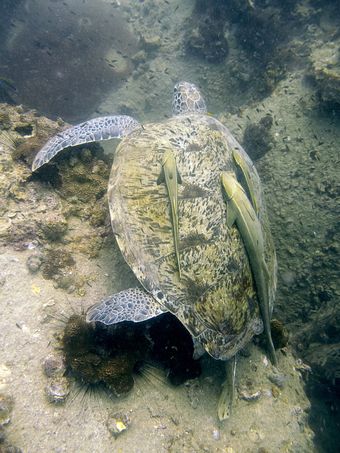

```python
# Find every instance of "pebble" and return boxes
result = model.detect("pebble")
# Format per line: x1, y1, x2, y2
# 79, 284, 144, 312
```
106, 411, 131, 438
45, 378, 69, 404
268, 372, 287, 389
43, 354, 66, 378
212, 428, 220, 441
26, 254, 43, 273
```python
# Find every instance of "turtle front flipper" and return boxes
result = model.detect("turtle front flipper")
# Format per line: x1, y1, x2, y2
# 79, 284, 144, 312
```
32, 115, 141, 171
86, 288, 165, 325
218, 355, 237, 421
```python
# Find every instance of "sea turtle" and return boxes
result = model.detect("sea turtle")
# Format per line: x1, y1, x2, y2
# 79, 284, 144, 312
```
32, 81, 278, 419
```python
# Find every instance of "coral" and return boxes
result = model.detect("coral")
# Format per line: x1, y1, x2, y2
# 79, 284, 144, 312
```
69, 234, 105, 259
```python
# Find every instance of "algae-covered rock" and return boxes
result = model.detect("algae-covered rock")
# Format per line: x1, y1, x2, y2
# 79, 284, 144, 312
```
294, 300, 340, 384
0, 103, 111, 298
311, 40, 340, 105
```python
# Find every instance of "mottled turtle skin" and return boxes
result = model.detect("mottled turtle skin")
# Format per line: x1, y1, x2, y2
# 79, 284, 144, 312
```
109, 113, 276, 360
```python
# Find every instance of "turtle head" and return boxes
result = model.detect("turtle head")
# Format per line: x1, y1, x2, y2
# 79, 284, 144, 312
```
172, 81, 207, 116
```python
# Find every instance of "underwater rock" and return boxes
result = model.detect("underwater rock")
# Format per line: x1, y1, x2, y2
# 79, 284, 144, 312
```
0, 426, 5, 443
40, 248, 75, 282
293, 299, 340, 386
184, 22, 229, 63
0, 104, 112, 291
0, 112, 12, 130
242, 115, 274, 161
38, 213, 68, 242
304, 343, 340, 383
56, 153, 110, 204
311, 39, 340, 105
184, 0, 229, 63
140, 34, 161, 54
268, 372, 287, 389
270, 319, 289, 349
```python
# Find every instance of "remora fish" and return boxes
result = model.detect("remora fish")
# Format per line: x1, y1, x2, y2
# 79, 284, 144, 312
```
232, 149, 259, 215
158, 149, 182, 277
221, 171, 277, 366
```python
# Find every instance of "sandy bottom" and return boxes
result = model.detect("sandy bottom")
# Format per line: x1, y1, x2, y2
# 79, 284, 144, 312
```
0, 244, 314, 453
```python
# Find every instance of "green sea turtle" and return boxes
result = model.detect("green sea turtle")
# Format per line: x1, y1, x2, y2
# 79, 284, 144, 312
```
32, 81, 277, 419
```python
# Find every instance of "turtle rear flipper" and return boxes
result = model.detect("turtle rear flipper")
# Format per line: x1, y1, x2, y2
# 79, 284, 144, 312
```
86, 287, 165, 325
32, 115, 140, 171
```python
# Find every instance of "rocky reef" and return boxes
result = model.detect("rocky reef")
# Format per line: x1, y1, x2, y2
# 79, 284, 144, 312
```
184, 0, 229, 63
0, 103, 113, 296
0, 101, 318, 452
311, 38, 340, 106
